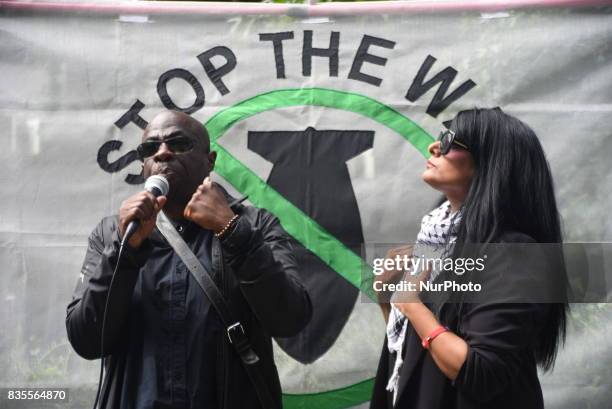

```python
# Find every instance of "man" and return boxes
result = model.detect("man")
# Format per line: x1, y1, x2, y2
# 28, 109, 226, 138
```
66, 110, 312, 409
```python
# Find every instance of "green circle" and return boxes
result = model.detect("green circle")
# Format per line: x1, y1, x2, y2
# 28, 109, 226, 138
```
204, 88, 432, 409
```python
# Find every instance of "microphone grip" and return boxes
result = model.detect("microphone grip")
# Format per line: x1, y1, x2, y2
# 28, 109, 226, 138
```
120, 183, 166, 247
122, 219, 140, 247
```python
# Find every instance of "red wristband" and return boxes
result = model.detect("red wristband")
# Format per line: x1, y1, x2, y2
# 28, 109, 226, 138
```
421, 325, 449, 350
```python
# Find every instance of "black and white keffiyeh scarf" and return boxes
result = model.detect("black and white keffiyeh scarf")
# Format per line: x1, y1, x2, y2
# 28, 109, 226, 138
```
385, 200, 461, 402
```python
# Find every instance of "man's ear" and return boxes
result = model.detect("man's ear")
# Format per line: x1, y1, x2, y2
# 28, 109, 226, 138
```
208, 151, 217, 171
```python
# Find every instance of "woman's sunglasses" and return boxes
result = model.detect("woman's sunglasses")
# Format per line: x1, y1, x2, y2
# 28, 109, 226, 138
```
438, 129, 468, 155
137, 135, 195, 160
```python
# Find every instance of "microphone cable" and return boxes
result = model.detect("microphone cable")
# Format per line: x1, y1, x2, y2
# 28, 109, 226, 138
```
92, 236, 129, 409
91, 175, 169, 409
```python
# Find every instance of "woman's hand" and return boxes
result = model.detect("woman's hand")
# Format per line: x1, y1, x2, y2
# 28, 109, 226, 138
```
391, 259, 432, 305
374, 245, 413, 321
374, 245, 413, 300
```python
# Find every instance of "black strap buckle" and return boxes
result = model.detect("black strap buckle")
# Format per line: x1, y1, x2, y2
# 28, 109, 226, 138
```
227, 322, 245, 344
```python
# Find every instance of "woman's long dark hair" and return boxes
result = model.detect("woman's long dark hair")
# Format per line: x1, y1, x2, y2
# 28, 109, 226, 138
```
448, 107, 568, 371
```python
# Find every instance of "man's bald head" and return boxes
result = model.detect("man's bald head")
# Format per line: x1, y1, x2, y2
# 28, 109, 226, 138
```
144, 110, 210, 150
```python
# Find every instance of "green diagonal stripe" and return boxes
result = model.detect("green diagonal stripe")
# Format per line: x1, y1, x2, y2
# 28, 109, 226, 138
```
206, 88, 433, 300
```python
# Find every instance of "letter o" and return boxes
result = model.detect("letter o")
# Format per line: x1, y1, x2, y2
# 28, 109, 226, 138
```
157, 68, 205, 114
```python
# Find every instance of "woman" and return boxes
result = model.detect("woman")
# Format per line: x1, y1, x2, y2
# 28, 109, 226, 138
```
371, 108, 568, 409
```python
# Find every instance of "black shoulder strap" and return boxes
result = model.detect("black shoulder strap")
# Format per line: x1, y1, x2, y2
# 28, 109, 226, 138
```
156, 211, 276, 409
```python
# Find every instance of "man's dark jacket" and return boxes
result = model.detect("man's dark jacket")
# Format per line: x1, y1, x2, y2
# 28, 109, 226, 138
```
66, 197, 312, 409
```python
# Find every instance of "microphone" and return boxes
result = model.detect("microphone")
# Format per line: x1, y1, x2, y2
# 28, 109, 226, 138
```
121, 175, 170, 246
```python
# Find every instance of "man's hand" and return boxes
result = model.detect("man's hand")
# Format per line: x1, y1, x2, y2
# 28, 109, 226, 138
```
184, 177, 235, 233
119, 192, 167, 248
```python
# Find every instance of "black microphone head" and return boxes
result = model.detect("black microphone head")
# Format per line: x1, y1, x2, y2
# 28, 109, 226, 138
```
144, 175, 169, 197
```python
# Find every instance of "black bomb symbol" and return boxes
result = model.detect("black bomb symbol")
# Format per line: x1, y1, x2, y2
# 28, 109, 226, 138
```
249, 127, 374, 363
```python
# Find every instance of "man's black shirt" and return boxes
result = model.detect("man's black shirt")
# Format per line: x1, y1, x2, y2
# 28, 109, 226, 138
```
122, 223, 218, 409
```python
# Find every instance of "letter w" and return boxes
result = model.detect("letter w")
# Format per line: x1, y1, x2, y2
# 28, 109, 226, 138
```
406, 55, 476, 118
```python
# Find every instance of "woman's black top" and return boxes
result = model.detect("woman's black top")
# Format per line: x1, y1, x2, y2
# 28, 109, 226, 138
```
370, 231, 558, 409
